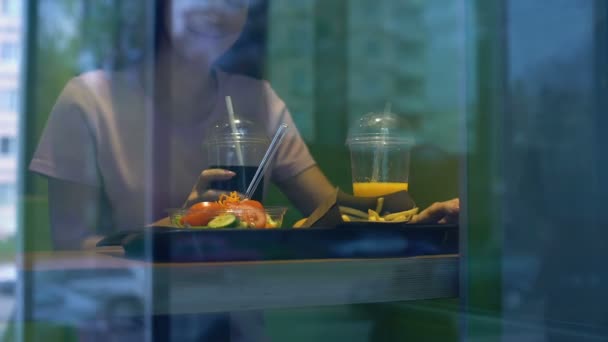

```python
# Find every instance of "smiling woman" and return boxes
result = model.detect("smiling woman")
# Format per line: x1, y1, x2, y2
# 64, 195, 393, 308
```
26, 0, 327, 338
165, 0, 249, 65
29, 0, 320, 246
23, 0, 320, 341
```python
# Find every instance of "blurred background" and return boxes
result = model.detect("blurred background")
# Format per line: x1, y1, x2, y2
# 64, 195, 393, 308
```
1, 0, 608, 341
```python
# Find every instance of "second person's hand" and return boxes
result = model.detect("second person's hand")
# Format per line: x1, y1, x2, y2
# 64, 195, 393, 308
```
409, 198, 460, 225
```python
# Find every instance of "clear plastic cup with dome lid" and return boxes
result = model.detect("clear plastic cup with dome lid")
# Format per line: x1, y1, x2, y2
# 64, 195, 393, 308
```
346, 110, 414, 197
203, 115, 270, 202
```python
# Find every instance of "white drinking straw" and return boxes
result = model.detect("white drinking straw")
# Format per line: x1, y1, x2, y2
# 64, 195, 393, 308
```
225, 96, 244, 165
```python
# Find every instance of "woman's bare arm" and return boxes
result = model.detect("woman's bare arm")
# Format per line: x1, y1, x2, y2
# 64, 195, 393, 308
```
275, 165, 336, 216
278, 166, 460, 224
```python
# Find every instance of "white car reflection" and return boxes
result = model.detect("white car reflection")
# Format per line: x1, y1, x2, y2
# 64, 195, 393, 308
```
0, 263, 16, 296
31, 268, 146, 331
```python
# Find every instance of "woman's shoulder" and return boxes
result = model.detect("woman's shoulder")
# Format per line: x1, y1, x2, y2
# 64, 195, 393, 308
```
54, 69, 143, 128
60, 69, 142, 112
49, 70, 112, 117
75, 69, 111, 86
70, 69, 138, 95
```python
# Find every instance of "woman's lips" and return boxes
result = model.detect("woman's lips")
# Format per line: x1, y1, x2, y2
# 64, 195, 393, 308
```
183, 11, 229, 38
186, 22, 226, 39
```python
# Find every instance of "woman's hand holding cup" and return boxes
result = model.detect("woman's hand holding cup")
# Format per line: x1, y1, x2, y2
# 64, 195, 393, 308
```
183, 168, 238, 208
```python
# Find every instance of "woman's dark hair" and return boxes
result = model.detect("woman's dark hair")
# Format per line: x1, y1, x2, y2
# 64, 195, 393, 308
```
154, 0, 171, 57
153, 0, 268, 79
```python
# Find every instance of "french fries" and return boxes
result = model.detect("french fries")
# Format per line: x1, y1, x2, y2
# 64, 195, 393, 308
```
293, 218, 307, 228
367, 209, 384, 221
295, 205, 419, 228
339, 206, 419, 223
383, 207, 419, 221
339, 206, 369, 219
375, 197, 385, 215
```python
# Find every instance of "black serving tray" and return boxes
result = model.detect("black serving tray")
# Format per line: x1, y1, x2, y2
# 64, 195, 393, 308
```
97, 224, 458, 263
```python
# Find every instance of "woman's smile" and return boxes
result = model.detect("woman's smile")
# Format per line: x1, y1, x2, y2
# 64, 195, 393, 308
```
168, 1, 248, 63
183, 10, 236, 39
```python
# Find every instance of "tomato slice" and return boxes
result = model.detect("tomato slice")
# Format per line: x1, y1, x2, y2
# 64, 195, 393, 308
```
182, 202, 223, 227
233, 204, 266, 228
239, 199, 264, 210
189, 201, 222, 211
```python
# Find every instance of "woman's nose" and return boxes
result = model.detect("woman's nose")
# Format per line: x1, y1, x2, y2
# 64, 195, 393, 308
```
179, 0, 241, 17
198, 0, 225, 10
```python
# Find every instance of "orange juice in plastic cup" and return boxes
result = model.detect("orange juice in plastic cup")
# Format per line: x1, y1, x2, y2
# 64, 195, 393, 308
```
353, 182, 409, 197
346, 112, 413, 197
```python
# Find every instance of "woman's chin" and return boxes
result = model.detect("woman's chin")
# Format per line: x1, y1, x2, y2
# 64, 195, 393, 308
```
170, 37, 234, 66
176, 49, 213, 65
170, 46, 218, 66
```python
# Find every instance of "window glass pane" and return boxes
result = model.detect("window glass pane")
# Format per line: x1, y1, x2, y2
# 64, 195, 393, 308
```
0, 42, 19, 63
464, 1, 608, 341
15, 1, 463, 340
0, 90, 17, 111
0, 183, 15, 205
0, 0, 19, 17
0, 0, 20, 340
0, 137, 15, 155
7, 0, 607, 341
